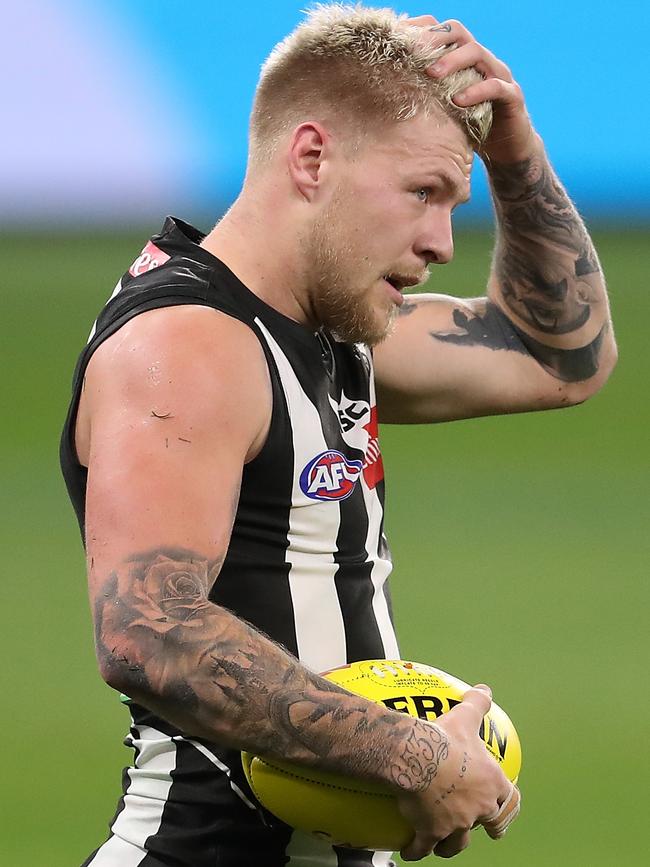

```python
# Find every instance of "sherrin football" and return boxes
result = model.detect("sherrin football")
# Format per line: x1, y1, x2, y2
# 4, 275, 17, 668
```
241, 659, 521, 851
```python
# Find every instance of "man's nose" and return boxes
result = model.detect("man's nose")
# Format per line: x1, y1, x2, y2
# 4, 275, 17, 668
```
415, 208, 454, 265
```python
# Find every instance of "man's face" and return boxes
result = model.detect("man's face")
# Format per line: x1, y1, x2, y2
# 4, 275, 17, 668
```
305, 111, 473, 346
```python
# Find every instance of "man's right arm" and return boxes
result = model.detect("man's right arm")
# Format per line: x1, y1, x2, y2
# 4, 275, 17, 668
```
80, 304, 515, 859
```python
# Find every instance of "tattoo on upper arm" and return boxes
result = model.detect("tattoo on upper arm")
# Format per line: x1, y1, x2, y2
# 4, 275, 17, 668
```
397, 298, 418, 317
431, 302, 528, 355
429, 300, 606, 382
514, 321, 607, 382
489, 153, 604, 342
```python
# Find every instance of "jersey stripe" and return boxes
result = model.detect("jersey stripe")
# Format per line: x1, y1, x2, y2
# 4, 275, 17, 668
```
255, 319, 348, 673
88, 278, 123, 342
176, 736, 256, 810
83, 834, 150, 866
286, 830, 339, 865
371, 852, 397, 866
87, 721, 177, 865
360, 349, 399, 659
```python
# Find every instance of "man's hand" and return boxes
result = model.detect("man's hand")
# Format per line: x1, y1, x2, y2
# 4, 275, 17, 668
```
396, 685, 520, 860
373, 14, 617, 417
407, 15, 535, 164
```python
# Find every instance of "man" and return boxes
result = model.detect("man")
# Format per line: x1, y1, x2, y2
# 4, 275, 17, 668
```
60, 5, 616, 866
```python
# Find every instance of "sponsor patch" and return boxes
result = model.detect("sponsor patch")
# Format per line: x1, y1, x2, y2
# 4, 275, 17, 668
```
362, 406, 384, 489
300, 450, 363, 501
129, 240, 171, 277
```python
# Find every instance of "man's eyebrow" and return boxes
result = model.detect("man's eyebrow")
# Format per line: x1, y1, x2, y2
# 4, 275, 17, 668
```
432, 170, 471, 204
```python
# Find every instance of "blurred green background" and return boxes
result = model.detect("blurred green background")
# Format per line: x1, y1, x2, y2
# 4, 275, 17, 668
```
1, 228, 647, 865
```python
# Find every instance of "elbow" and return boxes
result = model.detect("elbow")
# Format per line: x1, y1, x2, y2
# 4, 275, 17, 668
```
555, 341, 618, 407
575, 338, 618, 404
96, 642, 152, 700
522, 317, 618, 407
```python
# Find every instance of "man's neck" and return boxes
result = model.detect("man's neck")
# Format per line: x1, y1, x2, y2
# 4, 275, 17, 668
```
200, 196, 317, 330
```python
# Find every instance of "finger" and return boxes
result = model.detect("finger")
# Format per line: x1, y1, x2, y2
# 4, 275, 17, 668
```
483, 784, 521, 840
426, 42, 513, 84
400, 831, 439, 862
425, 18, 474, 48
453, 78, 524, 109
452, 683, 493, 722
434, 828, 472, 858
405, 15, 439, 26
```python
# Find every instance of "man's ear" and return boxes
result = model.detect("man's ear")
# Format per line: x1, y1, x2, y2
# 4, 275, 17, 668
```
287, 122, 330, 201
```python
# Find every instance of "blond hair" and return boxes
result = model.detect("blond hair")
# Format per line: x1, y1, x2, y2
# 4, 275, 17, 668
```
249, 3, 492, 164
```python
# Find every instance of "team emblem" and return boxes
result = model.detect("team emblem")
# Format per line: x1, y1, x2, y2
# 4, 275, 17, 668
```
300, 450, 363, 501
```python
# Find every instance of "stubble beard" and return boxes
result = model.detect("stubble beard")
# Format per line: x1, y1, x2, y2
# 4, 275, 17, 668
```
306, 205, 397, 347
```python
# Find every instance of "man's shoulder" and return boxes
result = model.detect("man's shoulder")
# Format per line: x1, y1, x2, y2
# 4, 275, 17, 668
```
78, 304, 272, 467
91, 305, 267, 389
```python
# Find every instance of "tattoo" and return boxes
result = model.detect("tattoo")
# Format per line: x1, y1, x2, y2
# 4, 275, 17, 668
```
94, 550, 223, 707
429, 301, 605, 382
94, 547, 448, 792
398, 296, 447, 318
514, 321, 607, 382
489, 151, 607, 374
391, 724, 449, 792
397, 299, 418, 317
432, 302, 528, 355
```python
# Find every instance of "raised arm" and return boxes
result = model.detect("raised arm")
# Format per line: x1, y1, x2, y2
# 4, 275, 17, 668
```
486, 134, 613, 385
375, 18, 617, 424
79, 303, 516, 859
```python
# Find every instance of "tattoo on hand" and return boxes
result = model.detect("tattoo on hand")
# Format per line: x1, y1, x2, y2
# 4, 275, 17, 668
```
391, 723, 449, 792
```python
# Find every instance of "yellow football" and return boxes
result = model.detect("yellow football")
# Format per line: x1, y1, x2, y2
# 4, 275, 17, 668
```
241, 659, 522, 851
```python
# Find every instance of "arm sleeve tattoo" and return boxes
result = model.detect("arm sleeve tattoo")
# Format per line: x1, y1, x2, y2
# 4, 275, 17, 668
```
428, 299, 606, 382
94, 547, 450, 793
485, 146, 609, 382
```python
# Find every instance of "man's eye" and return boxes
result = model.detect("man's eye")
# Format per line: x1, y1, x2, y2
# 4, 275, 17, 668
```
415, 187, 431, 202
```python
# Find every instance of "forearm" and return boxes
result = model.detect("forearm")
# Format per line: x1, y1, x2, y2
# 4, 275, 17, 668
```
93, 547, 447, 793
486, 134, 615, 383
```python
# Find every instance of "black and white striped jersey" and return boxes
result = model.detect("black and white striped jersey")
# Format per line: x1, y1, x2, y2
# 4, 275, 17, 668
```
60, 217, 399, 866
61, 215, 399, 669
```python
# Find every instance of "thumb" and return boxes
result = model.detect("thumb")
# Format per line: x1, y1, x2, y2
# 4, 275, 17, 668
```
456, 683, 493, 722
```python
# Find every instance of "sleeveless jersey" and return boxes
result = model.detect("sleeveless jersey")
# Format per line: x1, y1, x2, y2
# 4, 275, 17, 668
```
60, 217, 399, 867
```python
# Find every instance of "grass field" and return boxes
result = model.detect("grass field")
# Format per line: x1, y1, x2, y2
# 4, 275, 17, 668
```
1, 227, 648, 865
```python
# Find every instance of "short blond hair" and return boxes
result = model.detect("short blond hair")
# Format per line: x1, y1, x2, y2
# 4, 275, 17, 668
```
249, 3, 492, 164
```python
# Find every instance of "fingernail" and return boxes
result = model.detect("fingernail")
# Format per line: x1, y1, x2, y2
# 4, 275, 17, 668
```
454, 91, 468, 104
429, 61, 444, 75
474, 683, 492, 696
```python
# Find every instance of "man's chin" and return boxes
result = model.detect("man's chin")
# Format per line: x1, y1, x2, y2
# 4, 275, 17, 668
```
332, 305, 397, 347
365, 305, 398, 347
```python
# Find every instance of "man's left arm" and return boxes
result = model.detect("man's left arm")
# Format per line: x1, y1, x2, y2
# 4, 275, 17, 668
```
375, 17, 617, 423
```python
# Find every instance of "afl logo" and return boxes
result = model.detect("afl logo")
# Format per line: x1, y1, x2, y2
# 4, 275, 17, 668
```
300, 450, 363, 501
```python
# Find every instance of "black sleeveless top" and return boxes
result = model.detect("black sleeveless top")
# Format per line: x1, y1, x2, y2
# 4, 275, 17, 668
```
60, 216, 399, 672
